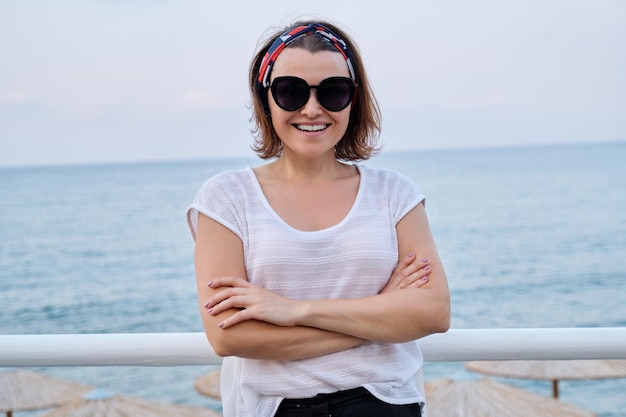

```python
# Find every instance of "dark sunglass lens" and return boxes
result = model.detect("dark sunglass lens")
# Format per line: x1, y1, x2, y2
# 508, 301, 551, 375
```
273, 78, 309, 111
318, 78, 353, 111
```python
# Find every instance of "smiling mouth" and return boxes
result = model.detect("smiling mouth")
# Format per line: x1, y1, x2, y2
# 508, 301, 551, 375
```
294, 124, 329, 132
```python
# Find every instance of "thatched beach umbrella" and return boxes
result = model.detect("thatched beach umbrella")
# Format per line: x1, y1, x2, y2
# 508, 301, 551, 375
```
425, 377, 596, 417
194, 369, 221, 400
0, 369, 93, 417
38, 388, 221, 417
465, 359, 626, 398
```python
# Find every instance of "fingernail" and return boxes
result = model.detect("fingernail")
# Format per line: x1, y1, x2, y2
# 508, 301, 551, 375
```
218, 322, 224, 328
423, 265, 431, 271
207, 281, 213, 287
407, 252, 415, 258
421, 258, 429, 263
420, 276, 428, 281
207, 307, 213, 313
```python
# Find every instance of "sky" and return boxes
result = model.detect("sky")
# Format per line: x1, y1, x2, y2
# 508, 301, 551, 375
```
1, 0, 625, 167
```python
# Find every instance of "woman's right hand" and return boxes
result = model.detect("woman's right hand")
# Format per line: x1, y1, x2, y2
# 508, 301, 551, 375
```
380, 253, 431, 293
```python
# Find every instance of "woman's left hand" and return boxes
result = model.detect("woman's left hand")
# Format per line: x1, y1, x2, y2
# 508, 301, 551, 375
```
380, 253, 431, 294
204, 277, 302, 329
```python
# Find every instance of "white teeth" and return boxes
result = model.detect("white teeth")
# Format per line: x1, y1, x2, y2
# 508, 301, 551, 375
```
295, 124, 328, 132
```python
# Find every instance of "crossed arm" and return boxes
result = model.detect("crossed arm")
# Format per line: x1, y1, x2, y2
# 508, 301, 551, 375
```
194, 202, 450, 361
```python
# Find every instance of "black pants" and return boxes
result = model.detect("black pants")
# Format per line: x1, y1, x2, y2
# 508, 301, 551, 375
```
274, 387, 422, 417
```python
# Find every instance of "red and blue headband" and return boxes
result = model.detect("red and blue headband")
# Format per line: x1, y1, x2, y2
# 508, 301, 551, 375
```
257, 23, 357, 88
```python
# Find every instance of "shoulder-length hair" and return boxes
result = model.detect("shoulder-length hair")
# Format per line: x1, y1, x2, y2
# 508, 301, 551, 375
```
248, 20, 381, 161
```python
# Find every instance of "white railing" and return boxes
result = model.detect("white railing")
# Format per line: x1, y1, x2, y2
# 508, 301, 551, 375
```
2, 328, 626, 367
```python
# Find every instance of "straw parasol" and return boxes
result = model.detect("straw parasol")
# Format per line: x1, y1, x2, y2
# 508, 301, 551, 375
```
424, 376, 596, 417
37, 388, 222, 417
0, 369, 93, 417
195, 368, 222, 400
465, 359, 626, 398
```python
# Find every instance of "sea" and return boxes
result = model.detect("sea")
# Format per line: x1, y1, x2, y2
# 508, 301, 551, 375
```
1, 141, 625, 416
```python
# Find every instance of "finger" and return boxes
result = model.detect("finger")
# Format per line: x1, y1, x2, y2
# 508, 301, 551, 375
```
205, 287, 248, 309
400, 252, 416, 266
399, 255, 428, 278
217, 307, 254, 329
204, 287, 235, 309
395, 252, 418, 274
399, 265, 431, 289
207, 294, 250, 316
387, 253, 418, 285
404, 275, 430, 289
208, 276, 250, 289
395, 257, 428, 282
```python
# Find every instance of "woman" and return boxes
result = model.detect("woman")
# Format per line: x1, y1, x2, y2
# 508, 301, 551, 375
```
187, 20, 450, 417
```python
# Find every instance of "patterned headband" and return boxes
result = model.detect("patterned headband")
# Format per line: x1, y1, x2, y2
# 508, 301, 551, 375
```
257, 23, 357, 88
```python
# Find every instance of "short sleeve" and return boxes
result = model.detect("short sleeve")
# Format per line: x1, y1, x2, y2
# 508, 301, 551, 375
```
386, 170, 426, 224
186, 170, 247, 241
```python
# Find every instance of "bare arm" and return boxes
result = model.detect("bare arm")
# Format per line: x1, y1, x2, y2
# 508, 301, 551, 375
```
299, 202, 450, 342
209, 203, 450, 343
195, 213, 366, 360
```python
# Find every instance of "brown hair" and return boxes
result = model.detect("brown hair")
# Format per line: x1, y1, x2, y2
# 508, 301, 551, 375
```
248, 20, 381, 161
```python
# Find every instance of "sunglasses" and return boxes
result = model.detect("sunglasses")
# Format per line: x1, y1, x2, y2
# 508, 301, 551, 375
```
270, 76, 356, 112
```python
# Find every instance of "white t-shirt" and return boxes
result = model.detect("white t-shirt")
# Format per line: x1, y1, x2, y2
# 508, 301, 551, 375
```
187, 164, 426, 417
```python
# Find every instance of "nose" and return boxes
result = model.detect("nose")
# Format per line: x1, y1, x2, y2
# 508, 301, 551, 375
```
300, 87, 323, 117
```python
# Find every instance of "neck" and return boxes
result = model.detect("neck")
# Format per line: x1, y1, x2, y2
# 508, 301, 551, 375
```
267, 153, 353, 182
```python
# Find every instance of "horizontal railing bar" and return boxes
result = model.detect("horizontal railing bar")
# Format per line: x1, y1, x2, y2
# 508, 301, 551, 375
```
1, 328, 625, 367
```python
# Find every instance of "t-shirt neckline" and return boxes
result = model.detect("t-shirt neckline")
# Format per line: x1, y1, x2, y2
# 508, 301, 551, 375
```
246, 164, 365, 234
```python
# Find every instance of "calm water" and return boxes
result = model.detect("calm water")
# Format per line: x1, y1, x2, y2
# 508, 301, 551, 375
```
1, 142, 625, 416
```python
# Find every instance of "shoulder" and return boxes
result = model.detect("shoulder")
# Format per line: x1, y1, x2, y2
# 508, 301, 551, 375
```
358, 164, 420, 192
192, 167, 256, 210
187, 167, 254, 239
194, 167, 256, 201
358, 165, 425, 219
199, 167, 252, 190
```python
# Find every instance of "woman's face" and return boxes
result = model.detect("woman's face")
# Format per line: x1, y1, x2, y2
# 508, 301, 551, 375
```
268, 48, 352, 161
